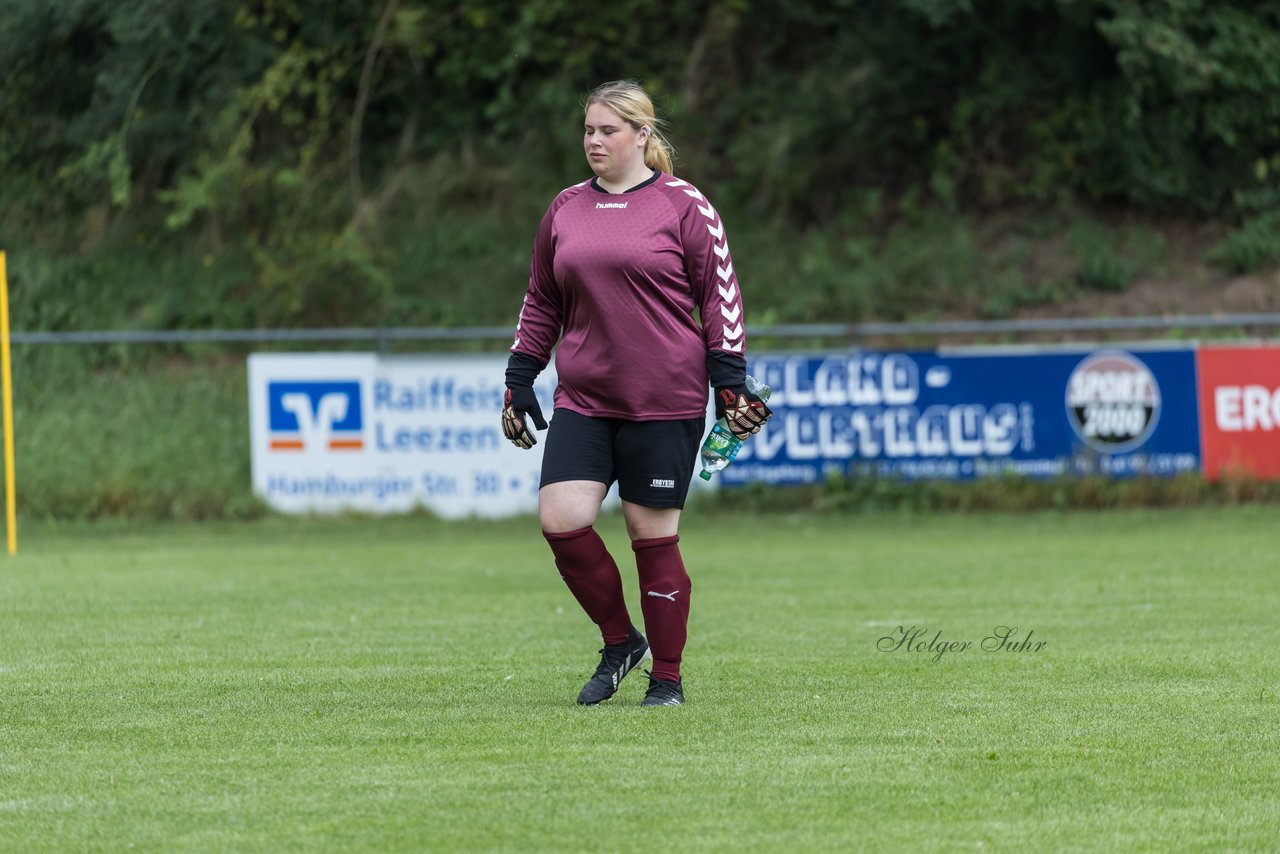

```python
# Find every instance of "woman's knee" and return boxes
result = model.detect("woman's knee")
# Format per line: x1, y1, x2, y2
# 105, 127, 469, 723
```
539, 480, 608, 533
622, 502, 681, 541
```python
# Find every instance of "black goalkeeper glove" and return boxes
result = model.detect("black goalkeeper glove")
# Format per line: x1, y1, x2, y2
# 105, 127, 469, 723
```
707, 351, 772, 440
503, 353, 548, 450
503, 388, 546, 449
715, 385, 772, 439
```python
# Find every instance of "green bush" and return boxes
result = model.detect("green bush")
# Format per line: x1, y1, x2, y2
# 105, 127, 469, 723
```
1066, 220, 1169, 293
1207, 212, 1280, 274
1068, 220, 1127, 292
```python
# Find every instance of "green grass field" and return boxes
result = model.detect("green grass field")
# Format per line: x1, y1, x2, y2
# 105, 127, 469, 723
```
2, 507, 1277, 851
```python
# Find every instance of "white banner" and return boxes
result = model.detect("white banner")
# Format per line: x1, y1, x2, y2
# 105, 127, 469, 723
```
247, 353, 715, 518
248, 353, 550, 517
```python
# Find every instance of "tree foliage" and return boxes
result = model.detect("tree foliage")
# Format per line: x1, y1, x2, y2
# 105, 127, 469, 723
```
1, 0, 1278, 327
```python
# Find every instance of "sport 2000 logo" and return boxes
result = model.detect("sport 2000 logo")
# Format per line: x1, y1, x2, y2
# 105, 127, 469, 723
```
1065, 351, 1161, 453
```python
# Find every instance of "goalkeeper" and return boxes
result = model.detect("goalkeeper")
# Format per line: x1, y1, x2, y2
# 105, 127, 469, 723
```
501, 80, 771, 708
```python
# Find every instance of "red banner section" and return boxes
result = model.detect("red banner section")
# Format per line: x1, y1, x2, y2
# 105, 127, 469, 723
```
1197, 345, 1280, 480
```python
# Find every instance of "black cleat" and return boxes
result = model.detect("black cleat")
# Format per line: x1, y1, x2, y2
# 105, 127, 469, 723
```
641, 671, 685, 707
576, 626, 650, 705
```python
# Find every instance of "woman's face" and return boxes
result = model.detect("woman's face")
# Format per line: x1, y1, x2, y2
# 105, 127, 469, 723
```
583, 102, 645, 180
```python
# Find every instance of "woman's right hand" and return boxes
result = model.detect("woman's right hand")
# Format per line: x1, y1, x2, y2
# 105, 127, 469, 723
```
502, 387, 547, 449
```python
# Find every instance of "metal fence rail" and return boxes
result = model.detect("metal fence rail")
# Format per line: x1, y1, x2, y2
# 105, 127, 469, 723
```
8, 312, 1280, 348
784, 313, 1280, 337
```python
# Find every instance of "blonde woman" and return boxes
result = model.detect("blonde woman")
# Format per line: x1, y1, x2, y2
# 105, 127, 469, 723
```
501, 80, 771, 707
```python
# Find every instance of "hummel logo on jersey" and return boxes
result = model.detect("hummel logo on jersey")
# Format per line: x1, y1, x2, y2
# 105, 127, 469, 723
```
646, 590, 680, 602
596, 201, 628, 209
650, 478, 676, 489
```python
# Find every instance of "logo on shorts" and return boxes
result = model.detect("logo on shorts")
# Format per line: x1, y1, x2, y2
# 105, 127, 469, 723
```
650, 478, 676, 489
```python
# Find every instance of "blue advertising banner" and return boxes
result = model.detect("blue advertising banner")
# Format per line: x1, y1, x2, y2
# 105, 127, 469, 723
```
724, 347, 1202, 486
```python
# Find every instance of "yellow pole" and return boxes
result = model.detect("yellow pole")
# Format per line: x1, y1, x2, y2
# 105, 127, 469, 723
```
0, 251, 15, 555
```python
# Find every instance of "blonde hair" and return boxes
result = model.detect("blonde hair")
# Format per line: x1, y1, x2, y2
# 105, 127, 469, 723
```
585, 80, 675, 174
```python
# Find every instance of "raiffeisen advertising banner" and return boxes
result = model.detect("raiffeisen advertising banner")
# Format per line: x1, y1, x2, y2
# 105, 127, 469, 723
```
724, 347, 1202, 486
248, 354, 558, 517
1196, 344, 1280, 480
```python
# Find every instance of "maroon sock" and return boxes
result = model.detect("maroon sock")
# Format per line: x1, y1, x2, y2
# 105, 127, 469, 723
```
633, 535, 691, 683
544, 527, 631, 645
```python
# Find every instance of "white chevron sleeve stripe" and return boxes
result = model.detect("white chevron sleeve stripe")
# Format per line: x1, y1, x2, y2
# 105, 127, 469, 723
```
674, 180, 744, 354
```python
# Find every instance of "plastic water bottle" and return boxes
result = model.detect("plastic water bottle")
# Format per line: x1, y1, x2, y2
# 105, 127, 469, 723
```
699, 375, 771, 480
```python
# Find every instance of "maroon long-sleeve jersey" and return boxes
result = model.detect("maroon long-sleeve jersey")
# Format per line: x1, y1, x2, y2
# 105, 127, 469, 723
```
510, 172, 748, 419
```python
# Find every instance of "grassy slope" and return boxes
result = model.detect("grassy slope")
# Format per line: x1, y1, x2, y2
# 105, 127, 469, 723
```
1, 507, 1277, 851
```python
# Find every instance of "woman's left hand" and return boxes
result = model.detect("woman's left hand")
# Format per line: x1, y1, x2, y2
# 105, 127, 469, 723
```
715, 386, 772, 439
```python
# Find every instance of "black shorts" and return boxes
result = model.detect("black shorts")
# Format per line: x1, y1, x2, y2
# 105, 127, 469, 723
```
540, 409, 705, 509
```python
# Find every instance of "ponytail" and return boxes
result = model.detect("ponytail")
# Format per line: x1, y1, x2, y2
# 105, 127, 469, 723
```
643, 130, 674, 174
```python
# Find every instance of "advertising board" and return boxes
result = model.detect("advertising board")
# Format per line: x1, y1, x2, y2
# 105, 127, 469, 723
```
1196, 345, 1280, 480
723, 348, 1202, 485
248, 354, 555, 517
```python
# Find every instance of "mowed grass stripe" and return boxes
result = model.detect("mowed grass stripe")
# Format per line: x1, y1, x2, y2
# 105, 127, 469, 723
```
1, 507, 1277, 851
